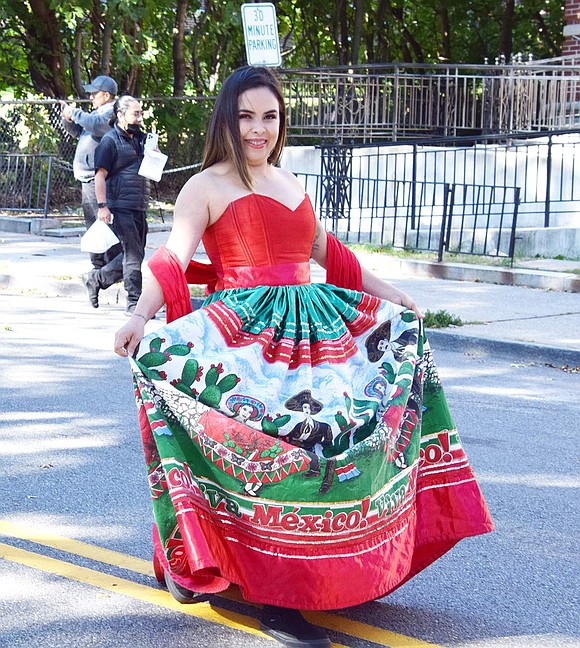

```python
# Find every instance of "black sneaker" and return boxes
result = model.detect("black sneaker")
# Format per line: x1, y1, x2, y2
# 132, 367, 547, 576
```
260, 605, 331, 647
81, 272, 99, 308
163, 570, 202, 604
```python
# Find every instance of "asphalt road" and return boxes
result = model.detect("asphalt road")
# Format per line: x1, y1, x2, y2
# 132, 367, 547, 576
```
1, 291, 579, 648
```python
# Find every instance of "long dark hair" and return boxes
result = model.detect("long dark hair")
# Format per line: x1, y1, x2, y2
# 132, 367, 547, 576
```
201, 66, 287, 189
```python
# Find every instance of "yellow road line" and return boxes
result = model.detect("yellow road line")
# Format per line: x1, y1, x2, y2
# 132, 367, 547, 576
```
0, 542, 260, 634
0, 519, 152, 575
304, 612, 442, 648
0, 542, 350, 648
0, 519, 444, 648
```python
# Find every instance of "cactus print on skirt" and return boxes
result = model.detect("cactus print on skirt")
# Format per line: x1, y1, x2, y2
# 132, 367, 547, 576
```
132, 282, 494, 610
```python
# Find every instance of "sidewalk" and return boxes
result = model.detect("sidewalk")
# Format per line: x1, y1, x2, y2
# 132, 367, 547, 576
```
1, 224, 579, 366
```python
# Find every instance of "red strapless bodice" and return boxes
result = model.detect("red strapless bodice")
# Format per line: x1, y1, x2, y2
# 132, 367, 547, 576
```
202, 193, 316, 290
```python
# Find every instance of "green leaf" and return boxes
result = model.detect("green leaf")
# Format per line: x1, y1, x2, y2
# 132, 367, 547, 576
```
216, 374, 239, 393
149, 337, 162, 353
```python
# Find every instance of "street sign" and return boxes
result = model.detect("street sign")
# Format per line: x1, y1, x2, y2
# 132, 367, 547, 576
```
241, 2, 281, 67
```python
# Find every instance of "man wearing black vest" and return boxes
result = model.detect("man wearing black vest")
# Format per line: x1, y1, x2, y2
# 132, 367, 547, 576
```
91, 96, 150, 315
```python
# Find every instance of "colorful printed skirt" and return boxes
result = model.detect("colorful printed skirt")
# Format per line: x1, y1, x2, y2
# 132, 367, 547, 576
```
132, 283, 493, 610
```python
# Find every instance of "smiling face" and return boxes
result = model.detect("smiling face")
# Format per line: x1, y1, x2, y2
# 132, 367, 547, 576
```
202, 67, 287, 189
238, 87, 280, 168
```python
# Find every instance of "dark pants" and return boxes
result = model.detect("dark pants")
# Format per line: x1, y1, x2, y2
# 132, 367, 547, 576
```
110, 208, 148, 309
81, 180, 123, 270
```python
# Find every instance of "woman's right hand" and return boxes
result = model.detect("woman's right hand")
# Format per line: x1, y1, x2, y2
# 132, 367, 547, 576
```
114, 317, 145, 358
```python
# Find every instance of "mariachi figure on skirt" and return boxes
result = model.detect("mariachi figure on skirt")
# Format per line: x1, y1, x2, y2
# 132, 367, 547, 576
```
282, 390, 336, 494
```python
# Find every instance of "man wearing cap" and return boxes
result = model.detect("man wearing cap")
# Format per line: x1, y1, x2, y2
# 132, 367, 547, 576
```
61, 75, 123, 304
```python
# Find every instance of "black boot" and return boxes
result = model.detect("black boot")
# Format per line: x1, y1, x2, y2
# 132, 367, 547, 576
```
319, 458, 336, 494
260, 605, 330, 647
302, 453, 320, 479
81, 271, 99, 308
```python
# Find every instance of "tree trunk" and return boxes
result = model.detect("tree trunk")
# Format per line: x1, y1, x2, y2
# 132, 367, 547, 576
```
534, 10, 559, 57
89, 0, 113, 83
101, 21, 114, 78
371, 0, 391, 62
389, 3, 424, 63
124, 16, 143, 96
173, 0, 189, 96
337, 0, 349, 65
351, 0, 364, 65
12, 0, 67, 97
438, 1, 452, 61
72, 22, 85, 96
499, 0, 515, 61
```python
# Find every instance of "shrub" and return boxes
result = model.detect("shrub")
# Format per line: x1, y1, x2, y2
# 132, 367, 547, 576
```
423, 309, 463, 328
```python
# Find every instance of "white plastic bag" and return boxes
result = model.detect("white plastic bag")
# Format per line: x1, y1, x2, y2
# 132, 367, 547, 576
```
138, 132, 168, 182
138, 147, 168, 182
80, 218, 120, 253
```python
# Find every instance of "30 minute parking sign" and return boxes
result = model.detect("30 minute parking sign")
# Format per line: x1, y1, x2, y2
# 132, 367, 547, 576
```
241, 2, 281, 67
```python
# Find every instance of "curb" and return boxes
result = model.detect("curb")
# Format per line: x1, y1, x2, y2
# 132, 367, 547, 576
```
0, 275, 124, 303
0, 217, 577, 292
427, 329, 580, 367
359, 255, 580, 293
0, 218, 171, 237
0, 216, 62, 235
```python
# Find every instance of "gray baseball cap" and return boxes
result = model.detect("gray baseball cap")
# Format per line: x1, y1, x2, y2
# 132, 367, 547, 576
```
83, 75, 118, 95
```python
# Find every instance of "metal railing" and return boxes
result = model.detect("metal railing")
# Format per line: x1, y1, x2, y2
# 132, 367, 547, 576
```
279, 63, 580, 141
0, 154, 55, 214
280, 130, 580, 232
297, 168, 520, 262
2, 62, 580, 157
0, 66, 578, 243
357, 130, 580, 228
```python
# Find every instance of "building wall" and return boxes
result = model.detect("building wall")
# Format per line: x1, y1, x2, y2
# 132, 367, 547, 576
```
563, 0, 580, 57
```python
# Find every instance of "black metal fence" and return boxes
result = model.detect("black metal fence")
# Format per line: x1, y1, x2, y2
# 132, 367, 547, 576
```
283, 130, 580, 230
297, 167, 520, 262
0, 96, 213, 211
0, 154, 53, 214
2, 60, 580, 215
0, 67, 578, 261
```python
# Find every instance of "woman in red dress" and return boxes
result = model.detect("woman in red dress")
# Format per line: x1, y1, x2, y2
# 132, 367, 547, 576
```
114, 66, 493, 648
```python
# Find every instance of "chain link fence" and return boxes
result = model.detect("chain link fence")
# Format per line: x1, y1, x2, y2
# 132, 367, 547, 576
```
0, 96, 214, 214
